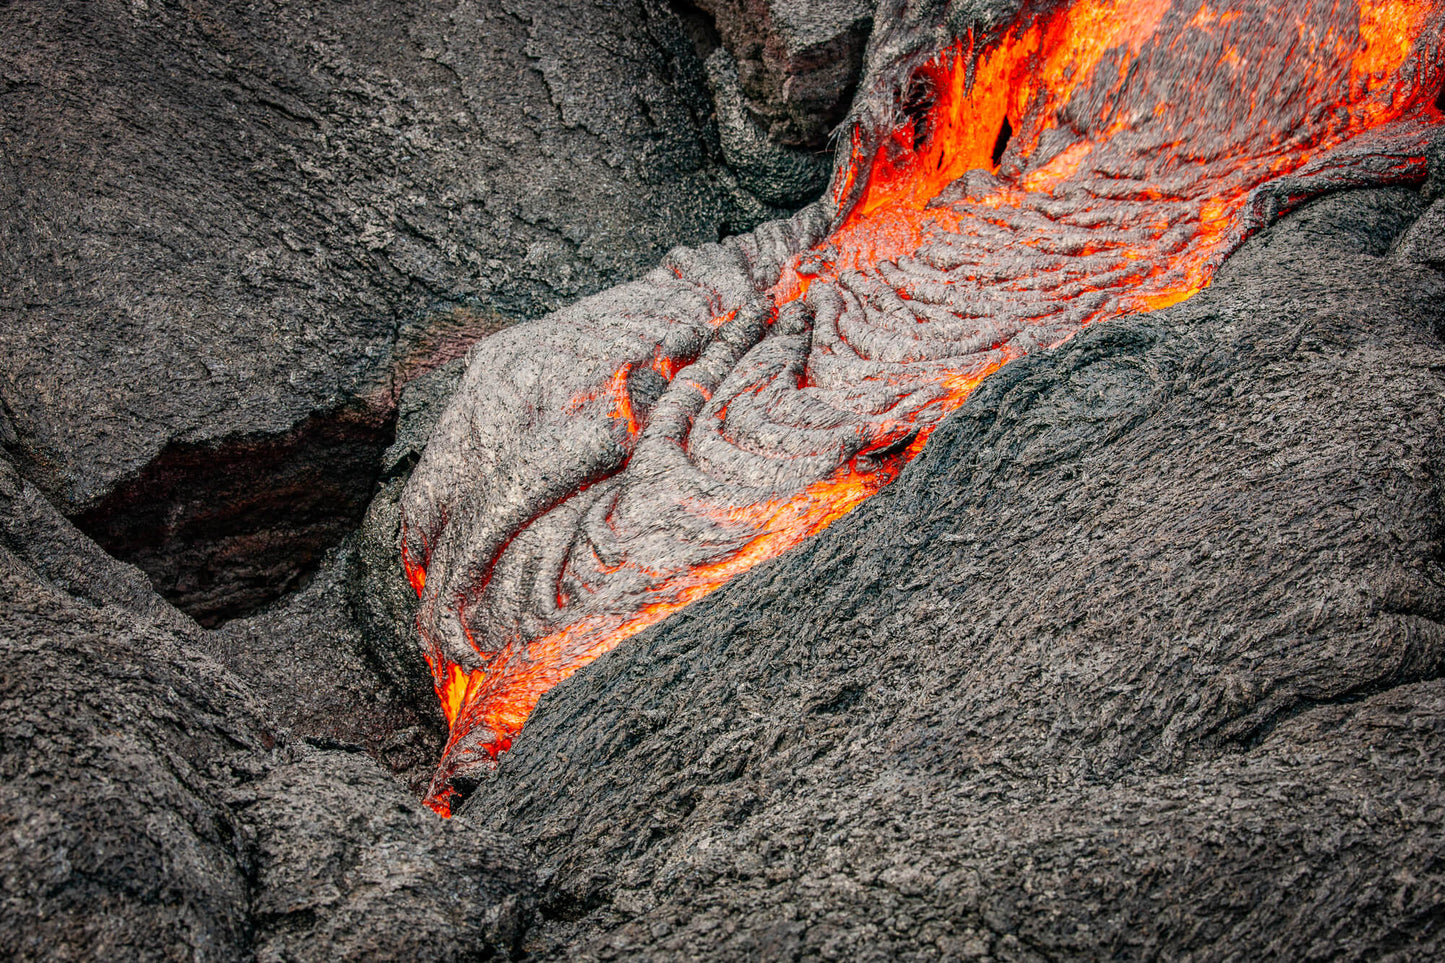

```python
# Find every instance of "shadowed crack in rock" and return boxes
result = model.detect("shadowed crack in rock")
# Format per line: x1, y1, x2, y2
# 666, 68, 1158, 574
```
74, 404, 394, 626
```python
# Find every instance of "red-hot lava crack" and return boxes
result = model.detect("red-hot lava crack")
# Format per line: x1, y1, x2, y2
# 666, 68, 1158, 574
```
401, 0, 1445, 814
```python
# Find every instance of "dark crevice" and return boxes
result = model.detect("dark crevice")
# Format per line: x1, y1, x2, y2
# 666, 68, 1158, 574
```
903, 72, 937, 151
992, 116, 1014, 168
74, 404, 395, 627
1435, 81, 1445, 114
667, 0, 721, 65
538, 888, 612, 925
448, 774, 482, 809
1371, 901, 1445, 956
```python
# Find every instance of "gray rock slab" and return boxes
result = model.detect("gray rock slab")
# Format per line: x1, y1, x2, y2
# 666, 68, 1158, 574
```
243, 747, 534, 962
0, 0, 770, 622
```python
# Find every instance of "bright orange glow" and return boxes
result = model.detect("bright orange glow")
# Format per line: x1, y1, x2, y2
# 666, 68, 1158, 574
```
607, 364, 642, 437
440, 661, 478, 726
851, 0, 1174, 221
400, 525, 426, 595
1355, 0, 1432, 81
418, 0, 1445, 812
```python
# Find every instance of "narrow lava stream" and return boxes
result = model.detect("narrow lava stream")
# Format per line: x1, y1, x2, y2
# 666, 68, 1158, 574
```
402, 0, 1445, 814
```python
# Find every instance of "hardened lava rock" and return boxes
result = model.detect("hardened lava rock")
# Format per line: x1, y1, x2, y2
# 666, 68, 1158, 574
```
0, 0, 767, 625
0, 451, 536, 961
688, 0, 875, 150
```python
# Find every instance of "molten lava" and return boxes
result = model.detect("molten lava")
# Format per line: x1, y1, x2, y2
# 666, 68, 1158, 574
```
401, 0, 1445, 814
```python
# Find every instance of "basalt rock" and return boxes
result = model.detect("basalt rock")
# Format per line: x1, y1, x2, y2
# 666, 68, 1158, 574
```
686, 0, 875, 149
203, 544, 450, 799
471, 187, 1445, 959
0, 0, 766, 624
8, 1, 1445, 960
676, 0, 874, 207
704, 48, 834, 208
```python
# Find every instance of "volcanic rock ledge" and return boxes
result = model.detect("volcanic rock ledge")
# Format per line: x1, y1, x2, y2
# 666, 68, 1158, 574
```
472, 186, 1445, 960
687, 0, 874, 150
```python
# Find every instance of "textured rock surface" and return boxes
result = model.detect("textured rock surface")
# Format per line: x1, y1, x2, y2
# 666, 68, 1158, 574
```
705, 48, 833, 207
0, 0, 764, 621
7, 2, 1445, 959
689, 0, 875, 149
244, 748, 534, 962
0, 451, 534, 960
204, 546, 449, 799
192, 356, 469, 791
471, 187, 1445, 959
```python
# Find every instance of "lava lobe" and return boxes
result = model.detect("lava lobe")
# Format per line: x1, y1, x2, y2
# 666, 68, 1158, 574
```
401, 0, 1445, 813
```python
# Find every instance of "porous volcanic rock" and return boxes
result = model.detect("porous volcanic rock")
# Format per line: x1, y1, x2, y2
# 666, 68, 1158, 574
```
673, 0, 876, 206
704, 48, 834, 207
0, 450, 535, 960
0, 0, 770, 623
471, 186, 1445, 959
8, 1, 1445, 959
202, 544, 449, 799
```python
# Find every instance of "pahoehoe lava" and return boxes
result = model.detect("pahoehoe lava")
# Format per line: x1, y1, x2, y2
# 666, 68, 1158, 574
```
8, 0, 1445, 958
399, 0, 1445, 810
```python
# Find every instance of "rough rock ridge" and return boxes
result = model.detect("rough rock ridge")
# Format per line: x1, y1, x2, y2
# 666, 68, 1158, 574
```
687, 0, 874, 150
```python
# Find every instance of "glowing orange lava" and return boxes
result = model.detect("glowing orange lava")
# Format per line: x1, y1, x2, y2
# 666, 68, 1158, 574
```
416, 0, 1444, 814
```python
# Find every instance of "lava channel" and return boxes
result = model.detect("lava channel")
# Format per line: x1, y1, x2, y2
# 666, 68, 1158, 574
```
400, 0, 1445, 815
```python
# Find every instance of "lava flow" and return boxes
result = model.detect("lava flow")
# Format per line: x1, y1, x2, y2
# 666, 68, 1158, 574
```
401, 0, 1445, 814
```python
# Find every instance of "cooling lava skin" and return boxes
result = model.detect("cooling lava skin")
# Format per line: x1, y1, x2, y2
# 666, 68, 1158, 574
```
400, 0, 1445, 813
